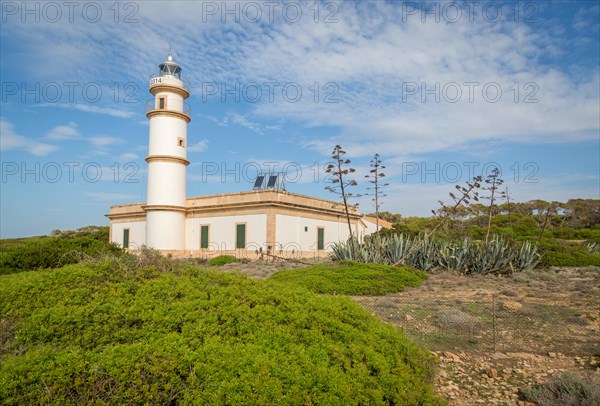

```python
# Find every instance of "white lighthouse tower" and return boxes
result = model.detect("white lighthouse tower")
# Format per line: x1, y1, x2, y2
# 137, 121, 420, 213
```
144, 50, 191, 252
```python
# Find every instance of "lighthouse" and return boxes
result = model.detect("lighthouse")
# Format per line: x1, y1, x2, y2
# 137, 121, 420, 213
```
144, 50, 191, 252
107, 51, 385, 257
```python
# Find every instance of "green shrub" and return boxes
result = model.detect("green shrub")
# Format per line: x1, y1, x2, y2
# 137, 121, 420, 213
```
270, 260, 427, 295
551, 227, 576, 240
520, 372, 600, 406
0, 229, 122, 275
207, 255, 237, 266
540, 250, 600, 267
538, 240, 600, 267
0, 262, 442, 405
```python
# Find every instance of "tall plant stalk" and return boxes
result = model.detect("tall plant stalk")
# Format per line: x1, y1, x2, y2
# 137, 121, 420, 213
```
365, 154, 388, 249
482, 168, 504, 243
393, 176, 482, 266
325, 145, 360, 259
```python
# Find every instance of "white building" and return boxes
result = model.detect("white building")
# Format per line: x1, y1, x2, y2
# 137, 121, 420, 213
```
106, 52, 387, 258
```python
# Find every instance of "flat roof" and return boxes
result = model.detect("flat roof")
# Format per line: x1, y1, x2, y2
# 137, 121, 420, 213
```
107, 189, 361, 219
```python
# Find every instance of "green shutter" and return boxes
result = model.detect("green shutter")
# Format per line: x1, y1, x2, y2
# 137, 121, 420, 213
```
200, 226, 209, 249
317, 227, 324, 250
123, 229, 130, 249
236, 224, 246, 249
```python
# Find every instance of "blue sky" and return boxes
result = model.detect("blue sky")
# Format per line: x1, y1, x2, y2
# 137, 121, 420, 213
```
1, 0, 599, 238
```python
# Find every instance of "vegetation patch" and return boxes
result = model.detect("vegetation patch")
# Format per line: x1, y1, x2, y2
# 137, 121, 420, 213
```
270, 260, 427, 295
374, 198, 599, 270
520, 372, 600, 406
207, 255, 237, 266
538, 240, 600, 267
331, 234, 541, 275
0, 226, 121, 275
0, 261, 441, 405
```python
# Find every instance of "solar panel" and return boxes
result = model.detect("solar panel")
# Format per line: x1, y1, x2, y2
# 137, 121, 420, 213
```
267, 175, 278, 188
253, 175, 265, 189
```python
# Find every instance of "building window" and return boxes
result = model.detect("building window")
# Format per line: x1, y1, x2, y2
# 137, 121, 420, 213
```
236, 223, 246, 249
123, 228, 130, 249
317, 227, 324, 251
158, 97, 165, 109
177, 137, 185, 147
200, 225, 209, 249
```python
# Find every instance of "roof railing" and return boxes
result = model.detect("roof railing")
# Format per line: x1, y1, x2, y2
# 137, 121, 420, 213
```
146, 100, 191, 116
149, 73, 190, 92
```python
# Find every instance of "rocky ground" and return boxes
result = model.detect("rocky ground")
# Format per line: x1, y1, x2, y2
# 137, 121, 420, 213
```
220, 260, 600, 405
433, 350, 599, 405
354, 266, 600, 405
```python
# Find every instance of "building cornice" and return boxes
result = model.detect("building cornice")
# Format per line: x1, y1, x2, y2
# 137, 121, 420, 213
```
107, 192, 364, 220
105, 212, 146, 220
146, 109, 190, 123
146, 155, 190, 166
187, 200, 362, 219
186, 190, 360, 214
142, 204, 187, 213
150, 84, 190, 99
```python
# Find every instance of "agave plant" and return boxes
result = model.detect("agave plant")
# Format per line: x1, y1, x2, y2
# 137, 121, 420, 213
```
383, 234, 413, 264
329, 241, 354, 261
515, 240, 541, 271
406, 236, 439, 272
330, 233, 540, 275
468, 236, 517, 275
355, 240, 374, 263
437, 239, 473, 272
586, 242, 600, 255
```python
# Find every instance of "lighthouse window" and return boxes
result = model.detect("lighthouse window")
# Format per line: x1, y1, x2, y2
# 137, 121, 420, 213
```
177, 137, 185, 147
158, 97, 165, 109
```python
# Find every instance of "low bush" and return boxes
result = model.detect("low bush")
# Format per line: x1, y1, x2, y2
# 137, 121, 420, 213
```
207, 255, 237, 266
520, 372, 600, 406
0, 227, 122, 275
0, 261, 442, 405
270, 260, 427, 295
539, 251, 600, 267
538, 240, 600, 267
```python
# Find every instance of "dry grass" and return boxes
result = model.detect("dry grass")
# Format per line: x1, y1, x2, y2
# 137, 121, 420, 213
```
521, 372, 600, 406
351, 267, 600, 355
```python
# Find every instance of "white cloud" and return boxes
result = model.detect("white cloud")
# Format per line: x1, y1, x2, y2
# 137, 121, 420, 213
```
89, 136, 124, 147
188, 139, 209, 152
201, 114, 228, 126
0, 119, 59, 156
202, 112, 265, 134
225, 112, 264, 135
39, 103, 136, 118
46, 122, 81, 140
118, 153, 140, 161
2, 2, 598, 163
572, 6, 600, 32
53, 103, 135, 119
183, 3, 598, 157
